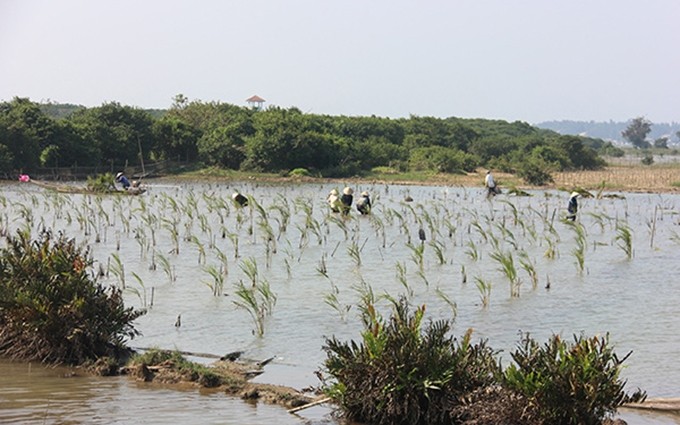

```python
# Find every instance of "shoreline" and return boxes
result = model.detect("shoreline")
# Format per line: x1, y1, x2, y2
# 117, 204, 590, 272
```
161, 165, 680, 195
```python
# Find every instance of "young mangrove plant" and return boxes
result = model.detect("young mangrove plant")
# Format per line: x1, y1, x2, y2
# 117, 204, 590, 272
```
347, 240, 362, 267
615, 221, 633, 259
406, 241, 425, 269
435, 287, 457, 319
127, 272, 148, 309
155, 251, 176, 283
203, 264, 226, 296
324, 282, 351, 322
232, 277, 277, 337
567, 221, 587, 274
395, 261, 414, 299
490, 248, 521, 298
474, 276, 492, 308
239, 257, 259, 287
108, 253, 126, 289
428, 239, 446, 265
518, 250, 539, 289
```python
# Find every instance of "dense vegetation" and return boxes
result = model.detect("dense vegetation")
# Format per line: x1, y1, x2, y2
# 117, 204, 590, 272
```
0, 230, 145, 365
323, 298, 646, 425
1, 96, 607, 184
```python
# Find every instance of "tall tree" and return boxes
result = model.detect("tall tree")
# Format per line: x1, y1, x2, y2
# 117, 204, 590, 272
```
621, 117, 652, 148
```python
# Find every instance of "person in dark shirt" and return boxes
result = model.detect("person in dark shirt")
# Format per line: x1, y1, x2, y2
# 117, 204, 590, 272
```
567, 192, 579, 221
115, 172, 131, 190
356, 191, 371, 215
340, 187, 353, 216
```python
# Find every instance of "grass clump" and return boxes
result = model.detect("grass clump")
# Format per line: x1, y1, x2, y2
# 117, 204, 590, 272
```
504, 333, 646, 425
323, 297, 499, 425
0, 230, 145, 365
322, 297, 645, 425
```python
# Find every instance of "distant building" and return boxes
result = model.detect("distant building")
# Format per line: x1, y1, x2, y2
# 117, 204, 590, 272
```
246, 95, 266, 110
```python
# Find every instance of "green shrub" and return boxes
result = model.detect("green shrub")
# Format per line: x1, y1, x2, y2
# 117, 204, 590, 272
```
323, 298, 645, 425
323, 298, 500, 425
408, 146, 478, 173
641, 153, 654, 165
504, 333, 646, 425
86, 172, 117, 192
0, 230, 145, 365
288, 167, 311, 177
516, 157, 555, 186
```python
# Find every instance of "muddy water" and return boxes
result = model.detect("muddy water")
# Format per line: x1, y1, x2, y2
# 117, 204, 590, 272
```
0, 359, 326, 424
1, 180, 680, 424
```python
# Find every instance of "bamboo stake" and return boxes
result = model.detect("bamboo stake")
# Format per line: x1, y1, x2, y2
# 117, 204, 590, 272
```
287, 396, 332, 414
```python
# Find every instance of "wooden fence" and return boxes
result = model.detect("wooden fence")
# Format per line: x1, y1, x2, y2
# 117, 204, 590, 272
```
27, 160, 181, 181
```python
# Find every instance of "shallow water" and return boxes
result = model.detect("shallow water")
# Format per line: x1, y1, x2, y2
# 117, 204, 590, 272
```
1, 180, 680, 424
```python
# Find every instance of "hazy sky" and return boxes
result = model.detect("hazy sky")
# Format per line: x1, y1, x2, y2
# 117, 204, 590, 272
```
1, 0, 678, 124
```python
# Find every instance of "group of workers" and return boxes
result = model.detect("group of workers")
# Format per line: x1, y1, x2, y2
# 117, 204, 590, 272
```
115, 169, 579, 220
327, 187, 371, 216
485, 169, 580, 220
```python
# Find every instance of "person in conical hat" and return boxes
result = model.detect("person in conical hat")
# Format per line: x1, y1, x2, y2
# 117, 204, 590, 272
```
356, 191, 371, 215
327, 189, 341, 213
115, 172, 131, 190
340, 187, 353, 216
567, 191, 579, 221
232, 191, 248, 207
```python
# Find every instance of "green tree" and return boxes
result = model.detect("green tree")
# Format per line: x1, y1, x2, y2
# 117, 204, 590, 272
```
152, 116, 201, 161
621, 117, 652, 149
243, 107, 341, 172
409, 146, 477, 173
198, 124, 249, 169
0, 141, 15, 175
653, 136, 669, 149
516, 154, 555, 185
469, 136, 518, 164
553, 135, 605, 170
0, 97, 58, 172
599, 141, 624, 157
67, 102, 155, 166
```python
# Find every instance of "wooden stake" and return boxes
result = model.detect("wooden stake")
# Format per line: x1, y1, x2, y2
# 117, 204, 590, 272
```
287, 396, 332, 414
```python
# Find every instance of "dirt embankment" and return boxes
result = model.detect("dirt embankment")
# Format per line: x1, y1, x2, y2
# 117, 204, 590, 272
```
171, 164, 680, 194
119, 352, 317, 410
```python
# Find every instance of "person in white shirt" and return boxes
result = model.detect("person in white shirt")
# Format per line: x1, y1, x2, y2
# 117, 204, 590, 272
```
484, 170, 499, 198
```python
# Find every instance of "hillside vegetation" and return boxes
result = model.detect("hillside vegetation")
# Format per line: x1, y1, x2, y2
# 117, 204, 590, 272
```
1, 96, 607, 185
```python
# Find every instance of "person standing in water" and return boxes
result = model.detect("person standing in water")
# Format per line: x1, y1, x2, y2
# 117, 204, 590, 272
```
327, 189, 341, 213
356, 191, 371, 215
485, 170, 499, 198
567, 192, 579, 221
340, 187, 353, 216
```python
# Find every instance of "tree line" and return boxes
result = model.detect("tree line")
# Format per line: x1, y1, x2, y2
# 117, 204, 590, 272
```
0, 96, 611, 184
537, 118, 680, 147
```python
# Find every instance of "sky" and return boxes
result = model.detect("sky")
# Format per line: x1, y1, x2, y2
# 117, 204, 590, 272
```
1, 0, 679, 124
